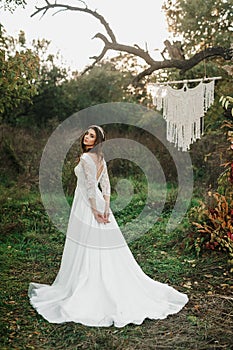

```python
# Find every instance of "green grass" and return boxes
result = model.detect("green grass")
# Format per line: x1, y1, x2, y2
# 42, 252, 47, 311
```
0, 183, 233, 350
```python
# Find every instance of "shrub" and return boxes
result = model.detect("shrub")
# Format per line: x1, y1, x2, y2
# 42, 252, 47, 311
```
186, 94, 233, 271
191, 192, 233, 267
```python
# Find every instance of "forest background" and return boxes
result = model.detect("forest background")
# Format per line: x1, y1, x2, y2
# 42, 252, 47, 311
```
0, 0, 233, 349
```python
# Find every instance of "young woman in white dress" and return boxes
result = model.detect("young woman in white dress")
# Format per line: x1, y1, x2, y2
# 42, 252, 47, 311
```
28, 125, 188, 327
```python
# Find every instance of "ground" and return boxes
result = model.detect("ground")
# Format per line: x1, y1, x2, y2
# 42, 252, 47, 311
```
1, 201, 232, 350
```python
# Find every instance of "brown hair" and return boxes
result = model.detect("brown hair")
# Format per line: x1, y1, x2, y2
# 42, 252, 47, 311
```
76, 125, 106, 163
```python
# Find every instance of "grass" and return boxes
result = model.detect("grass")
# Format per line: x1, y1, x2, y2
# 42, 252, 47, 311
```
0, 183, 233, 350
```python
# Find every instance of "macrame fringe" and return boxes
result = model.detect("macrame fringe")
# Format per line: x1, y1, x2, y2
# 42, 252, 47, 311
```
152, 81, 215, 151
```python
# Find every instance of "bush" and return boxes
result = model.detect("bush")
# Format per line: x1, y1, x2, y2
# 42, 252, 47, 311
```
191, 192, 233, 266
185, 94, 233, 271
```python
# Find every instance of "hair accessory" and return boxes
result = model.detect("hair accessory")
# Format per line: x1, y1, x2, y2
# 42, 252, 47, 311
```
89, 125, 105, 139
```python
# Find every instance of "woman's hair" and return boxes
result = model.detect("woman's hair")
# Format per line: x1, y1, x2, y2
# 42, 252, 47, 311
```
80, 125, 105, 159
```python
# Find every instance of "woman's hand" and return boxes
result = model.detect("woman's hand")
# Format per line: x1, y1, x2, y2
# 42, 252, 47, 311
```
103, 210, 110, 224
92, 209, 109, 224
103, 195, 110, 224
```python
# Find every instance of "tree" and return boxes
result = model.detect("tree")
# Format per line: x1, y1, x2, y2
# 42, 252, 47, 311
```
1, 27, 143, 127
34, 57, 142, 125
61, 58, 141, 113
25, 40, 69, 127
0, 28, 72, 126
31, 1, 233, 84
0, 28, 40, 122
163, 0, 233, 54
14, 55, 141, 127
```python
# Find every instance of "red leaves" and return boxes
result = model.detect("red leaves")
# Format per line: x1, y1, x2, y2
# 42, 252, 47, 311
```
227, 231, 233, 241
192, 192, 233, 262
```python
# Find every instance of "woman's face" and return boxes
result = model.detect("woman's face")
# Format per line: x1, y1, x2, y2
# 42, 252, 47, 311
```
83, 128, 97, 149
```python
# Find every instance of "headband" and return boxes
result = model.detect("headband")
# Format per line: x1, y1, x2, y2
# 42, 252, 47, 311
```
89, 125, 105, 139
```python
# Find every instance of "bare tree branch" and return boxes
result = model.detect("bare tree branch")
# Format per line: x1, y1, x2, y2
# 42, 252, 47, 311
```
31, 1, 117, 43
32, 1, 233, 85
133, 46, 233, 84
82, 46, 108, 75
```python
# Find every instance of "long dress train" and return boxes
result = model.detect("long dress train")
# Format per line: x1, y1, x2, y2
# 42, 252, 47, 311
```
28, 153, 188, 327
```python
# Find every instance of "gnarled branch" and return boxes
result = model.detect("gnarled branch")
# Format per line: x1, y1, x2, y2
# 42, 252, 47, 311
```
31, 1, 117, 43
32, 1, 233, 85
133, 46, 233, 84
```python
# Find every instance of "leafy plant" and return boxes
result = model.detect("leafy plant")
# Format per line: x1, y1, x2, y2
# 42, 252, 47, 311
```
219, 95, 233, 118
191, 192, 233, 268
219, 94, 233, 192
0, 28, 40, 120
189, 94, 233, 270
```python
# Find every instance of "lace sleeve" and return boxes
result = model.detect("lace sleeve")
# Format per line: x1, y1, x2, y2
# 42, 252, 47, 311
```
80, 155, 96, 200
99, 161, 111, 197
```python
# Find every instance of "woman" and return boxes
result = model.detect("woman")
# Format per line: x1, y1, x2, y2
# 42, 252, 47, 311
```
28, 125, 188, 327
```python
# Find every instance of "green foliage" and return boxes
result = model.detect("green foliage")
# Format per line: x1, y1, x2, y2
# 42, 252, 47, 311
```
1, 169, 233, 348
0, 123, 53, 189
36, 57, 147, 127
1, 35, 71, 127
163, 0, 232, 54
2, 45, 146, 127
187, 92, 233, 270
0, 185, 58, 243
0, 28, 40, 121
109, 53, 150, 105
26, 48, 69, 127
220, 95, 233, 110
219, 95, 233, 118
219, 94, 233, 190
59, 57, 143, 118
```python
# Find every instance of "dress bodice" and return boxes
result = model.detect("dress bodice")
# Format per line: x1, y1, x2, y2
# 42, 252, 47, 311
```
74, 153, 110, 200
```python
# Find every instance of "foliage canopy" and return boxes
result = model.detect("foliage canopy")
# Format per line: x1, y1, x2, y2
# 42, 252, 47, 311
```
163, 0, 233, 53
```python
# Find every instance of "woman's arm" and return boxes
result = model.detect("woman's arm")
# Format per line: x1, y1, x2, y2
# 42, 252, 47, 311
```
80, 155, 106, 223
99, 162, 111, 222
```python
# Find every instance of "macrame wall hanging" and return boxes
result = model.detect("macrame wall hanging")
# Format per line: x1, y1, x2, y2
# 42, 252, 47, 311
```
149, 77, 221, 151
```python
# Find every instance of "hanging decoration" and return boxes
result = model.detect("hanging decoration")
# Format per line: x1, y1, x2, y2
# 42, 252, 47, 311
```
149, 77, 221, 151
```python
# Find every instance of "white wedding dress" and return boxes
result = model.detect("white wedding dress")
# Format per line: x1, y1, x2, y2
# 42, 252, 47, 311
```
28, 153, 188, 327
